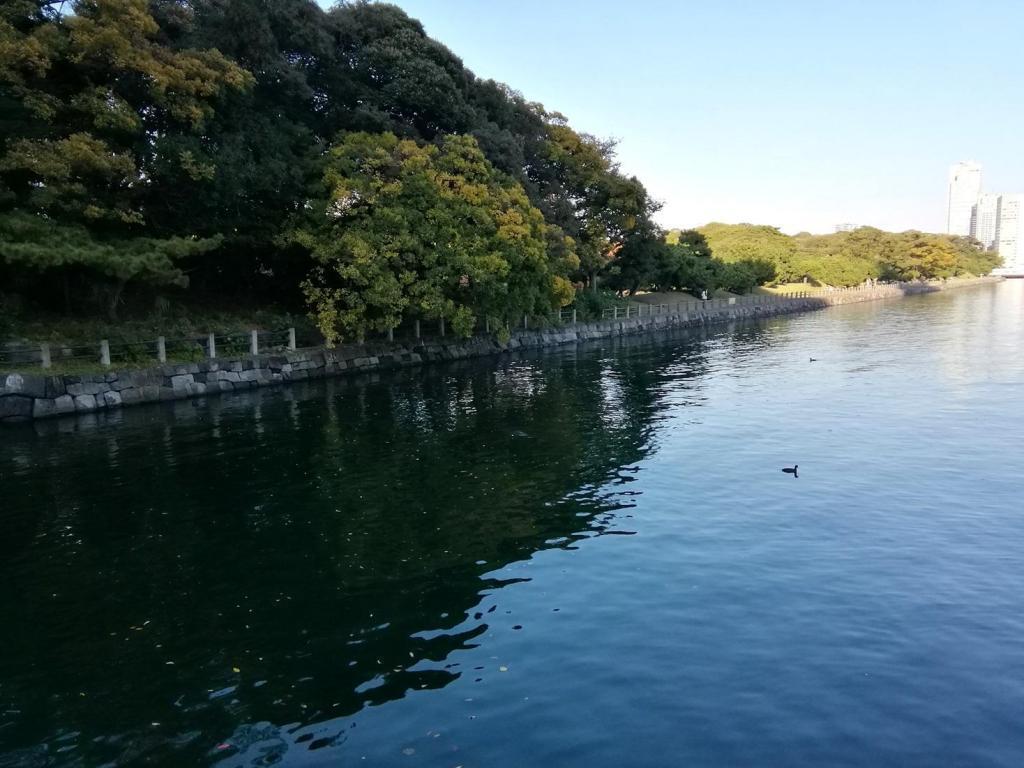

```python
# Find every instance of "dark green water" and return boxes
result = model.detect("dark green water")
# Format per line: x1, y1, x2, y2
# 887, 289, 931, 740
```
2, 282, 1024, 767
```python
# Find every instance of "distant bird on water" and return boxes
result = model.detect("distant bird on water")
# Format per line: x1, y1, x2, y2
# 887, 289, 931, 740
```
809, 357, 817, 362
782, 465, 799, 477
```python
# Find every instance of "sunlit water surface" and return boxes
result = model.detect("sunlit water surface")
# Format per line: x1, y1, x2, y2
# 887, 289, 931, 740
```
2, 282, 1024, 767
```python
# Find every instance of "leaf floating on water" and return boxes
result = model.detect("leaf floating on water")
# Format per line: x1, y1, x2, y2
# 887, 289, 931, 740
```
232, 667, 241, 673
402, 747, 415, 755
498, 666, 508, 672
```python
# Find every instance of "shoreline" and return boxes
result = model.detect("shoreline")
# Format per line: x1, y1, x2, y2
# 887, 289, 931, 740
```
0, 276, 1001, 425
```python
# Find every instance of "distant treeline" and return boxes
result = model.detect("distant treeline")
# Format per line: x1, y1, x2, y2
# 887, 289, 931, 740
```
0, 2, 1000, 341
614, 224, 1001, 297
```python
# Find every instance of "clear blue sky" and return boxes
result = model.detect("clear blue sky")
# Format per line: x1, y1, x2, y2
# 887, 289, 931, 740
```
324, 1, 1024, 234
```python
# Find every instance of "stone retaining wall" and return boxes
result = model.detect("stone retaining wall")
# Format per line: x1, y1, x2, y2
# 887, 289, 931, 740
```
0, 277, 1001, 424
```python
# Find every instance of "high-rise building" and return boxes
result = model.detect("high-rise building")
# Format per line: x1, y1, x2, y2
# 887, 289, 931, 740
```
995, 194, 1024, 277
974, 193, 1001, 249
942, 161, 1022, 275
946, 161, 982, 236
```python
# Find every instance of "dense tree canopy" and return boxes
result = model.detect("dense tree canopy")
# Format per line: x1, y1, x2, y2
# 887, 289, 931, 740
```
697, 224, 1000, 289
0, 0, 660, 335
291, 131, 577, 343
790, 227, 1000, 285
0, 0, 252, 316
0, 0, 1002, 336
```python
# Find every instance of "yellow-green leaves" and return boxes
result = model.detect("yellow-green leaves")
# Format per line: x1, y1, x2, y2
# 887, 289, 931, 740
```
179, 151, 216, 182
67, 0, 253, 129
294, 132, 577, 344
70, 87, 142, 133
0, 133, 138, 222
0, 0, 255, 308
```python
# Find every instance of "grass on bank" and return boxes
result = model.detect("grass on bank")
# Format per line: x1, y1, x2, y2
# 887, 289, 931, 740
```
755, 283, 825, 295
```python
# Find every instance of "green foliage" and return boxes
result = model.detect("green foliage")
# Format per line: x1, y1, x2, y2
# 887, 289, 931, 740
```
0, 211, 217, 282
697, 223, 1001, 288
537, 124, 658, 280
1, 0, 661, 328
11, 0, 993, 333
791, 227, 1000, 285
718, 260, 776, 293
606, 228, 666, 294
291, 132, 577, 344
699, 223, 799, 282
0, 0, 253, 317
606, 227, 775, 297
1, 0, 254, 227
0, 210, 221, 317
654, 231, 720, 294
947, 235, 1002, 276
570, 289, 626, 322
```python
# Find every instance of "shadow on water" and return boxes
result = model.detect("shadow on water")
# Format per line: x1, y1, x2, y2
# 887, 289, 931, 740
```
0, 323, 747, 766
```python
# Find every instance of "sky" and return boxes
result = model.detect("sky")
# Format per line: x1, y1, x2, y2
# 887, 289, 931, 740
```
323, 1, 1024, 234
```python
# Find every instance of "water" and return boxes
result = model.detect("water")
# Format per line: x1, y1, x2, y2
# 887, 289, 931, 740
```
2, 282, 1024, 767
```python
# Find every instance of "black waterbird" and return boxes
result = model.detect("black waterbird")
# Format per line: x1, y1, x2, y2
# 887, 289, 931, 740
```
782, 465, 799, 477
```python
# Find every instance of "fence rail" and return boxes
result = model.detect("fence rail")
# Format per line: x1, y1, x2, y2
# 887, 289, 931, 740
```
0, 327, 302, 371
0, 288, 842, 371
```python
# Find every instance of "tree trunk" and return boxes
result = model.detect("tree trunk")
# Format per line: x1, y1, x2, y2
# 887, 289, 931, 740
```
107, 279, 127, 321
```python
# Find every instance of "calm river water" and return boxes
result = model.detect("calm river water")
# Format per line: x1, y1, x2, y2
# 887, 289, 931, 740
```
2, 282, 1024, 767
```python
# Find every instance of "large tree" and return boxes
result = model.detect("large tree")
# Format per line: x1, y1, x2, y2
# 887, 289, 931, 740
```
146, 0, 334, 301
655, 230, 721, 294
0, 0, 252, 316
291, 132, 578, 344
0, 0, 663, 324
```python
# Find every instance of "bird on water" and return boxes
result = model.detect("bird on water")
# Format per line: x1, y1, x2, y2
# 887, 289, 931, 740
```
782, 465, 799, 477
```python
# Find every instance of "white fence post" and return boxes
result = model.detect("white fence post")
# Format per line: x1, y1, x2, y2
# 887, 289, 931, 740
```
250, 330, 259, 356
287, 328, 297, 351
100, 340, 111, 367
387, 327, 394, 342
207, 333, 216, 358
440, 318, 446, 337
157, 336, 166, 363
40, 343, 51, 369
415, 319, 421, 339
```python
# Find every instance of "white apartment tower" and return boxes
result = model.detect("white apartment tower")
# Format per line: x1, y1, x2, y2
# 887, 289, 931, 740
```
946, 161, 983, 236
943, 161, 1023, 276
995, 194, 1024, 276
974, 193, 1001, 249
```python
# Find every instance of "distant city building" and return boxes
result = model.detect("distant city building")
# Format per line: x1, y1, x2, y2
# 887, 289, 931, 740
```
995, 194, 1024, 276
946, 161, 983, 236
943, 161, 1023, 277
974, 193, 1001, 249
834, 223, 859, 233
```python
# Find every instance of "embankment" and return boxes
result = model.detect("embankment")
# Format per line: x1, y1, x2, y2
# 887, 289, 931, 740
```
0, 276, 1000, 424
